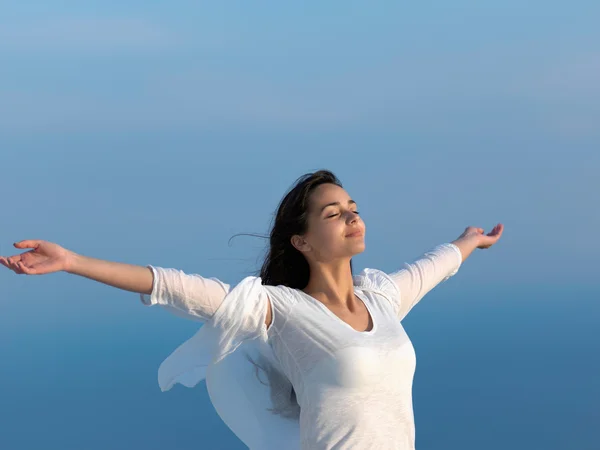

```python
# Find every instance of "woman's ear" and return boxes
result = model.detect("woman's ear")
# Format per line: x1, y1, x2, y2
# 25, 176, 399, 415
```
291, 235, 311, 253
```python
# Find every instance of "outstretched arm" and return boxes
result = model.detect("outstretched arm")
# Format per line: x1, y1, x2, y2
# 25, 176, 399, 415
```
450, 223, 504, 262
388, 224, 504, 320
68, 253, 155, 295
0, 240, 231, 323
138, 265, 230, 322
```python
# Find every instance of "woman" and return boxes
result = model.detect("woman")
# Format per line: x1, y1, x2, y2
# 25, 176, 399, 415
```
1, 170, 503, 449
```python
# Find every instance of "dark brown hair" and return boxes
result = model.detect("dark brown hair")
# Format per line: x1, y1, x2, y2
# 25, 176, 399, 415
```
259, 169, 353, 289
238, 169, 353, 418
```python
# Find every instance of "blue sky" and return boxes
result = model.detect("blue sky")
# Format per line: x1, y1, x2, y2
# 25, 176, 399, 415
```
2, 1, 599, 290
1, 3, 599, 448
2, 1, 599, 137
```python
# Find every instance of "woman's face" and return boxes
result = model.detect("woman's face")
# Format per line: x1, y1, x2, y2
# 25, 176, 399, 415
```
293, 183, 366, 263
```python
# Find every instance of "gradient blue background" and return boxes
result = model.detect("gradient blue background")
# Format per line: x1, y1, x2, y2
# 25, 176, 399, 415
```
1, 2, 599, 449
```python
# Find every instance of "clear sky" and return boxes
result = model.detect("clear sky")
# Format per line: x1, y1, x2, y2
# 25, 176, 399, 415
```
2, 1, 599, 284
2, 1, 599, 288
1, 2, 599, 449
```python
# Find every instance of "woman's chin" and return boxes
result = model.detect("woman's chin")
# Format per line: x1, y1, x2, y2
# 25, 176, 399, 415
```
350, 242, 366, 255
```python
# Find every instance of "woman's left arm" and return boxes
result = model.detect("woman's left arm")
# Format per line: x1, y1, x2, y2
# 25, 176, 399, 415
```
451, 223, 504, 263
388, 224, 504, 320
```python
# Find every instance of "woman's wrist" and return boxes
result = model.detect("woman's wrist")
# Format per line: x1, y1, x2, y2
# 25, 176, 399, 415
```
450, 233, 481, 262
63, 250, 80, 274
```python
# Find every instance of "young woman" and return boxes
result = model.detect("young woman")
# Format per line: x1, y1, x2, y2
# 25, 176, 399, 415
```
1, 170, 503, 450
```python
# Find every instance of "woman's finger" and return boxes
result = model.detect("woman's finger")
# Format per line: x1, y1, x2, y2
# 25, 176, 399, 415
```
6, 256, 19, 270
21, 260, 54, 275
14, 240, 42, 250
13, 261, 25, 275
0, 256, 21, 273
18, 261, 36, 275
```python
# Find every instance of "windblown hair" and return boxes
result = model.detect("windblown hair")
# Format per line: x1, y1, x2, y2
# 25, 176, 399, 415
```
245, 169, 354, 419
260, 169, 353, 289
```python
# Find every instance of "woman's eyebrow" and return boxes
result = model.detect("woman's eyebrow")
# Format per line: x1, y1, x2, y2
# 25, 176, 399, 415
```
319, 199, 356, 214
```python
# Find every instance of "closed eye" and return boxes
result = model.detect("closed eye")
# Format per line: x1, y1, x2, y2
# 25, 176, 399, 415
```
326, 211, 359, 218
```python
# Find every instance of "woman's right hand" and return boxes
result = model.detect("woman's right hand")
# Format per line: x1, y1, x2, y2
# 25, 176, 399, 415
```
0, 240, 75, 275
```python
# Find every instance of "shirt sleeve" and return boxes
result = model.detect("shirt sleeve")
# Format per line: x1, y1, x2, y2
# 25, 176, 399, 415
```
139, 265, 231, 322
153, 275, 272, 393
387, 243, 463, 321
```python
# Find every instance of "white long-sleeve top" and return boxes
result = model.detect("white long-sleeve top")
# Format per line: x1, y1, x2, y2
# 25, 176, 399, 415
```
140, 243, 463, 450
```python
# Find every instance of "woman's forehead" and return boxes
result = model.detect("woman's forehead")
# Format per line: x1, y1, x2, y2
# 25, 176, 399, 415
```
310, 184, 353, 208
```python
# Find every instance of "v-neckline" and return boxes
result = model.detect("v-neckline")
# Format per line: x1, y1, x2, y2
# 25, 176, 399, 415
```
297, 288, 377, 335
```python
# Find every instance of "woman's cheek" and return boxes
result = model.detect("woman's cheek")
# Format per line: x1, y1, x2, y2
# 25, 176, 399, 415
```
321, 223, 341, 246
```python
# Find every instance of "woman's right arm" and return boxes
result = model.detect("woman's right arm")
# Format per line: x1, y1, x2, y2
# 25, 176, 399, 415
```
69, 254, 232, 322
67, 253, 155, 295
1, 240, 230, 322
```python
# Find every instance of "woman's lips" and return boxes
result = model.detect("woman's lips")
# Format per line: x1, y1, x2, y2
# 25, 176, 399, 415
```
346, 231, 363, 238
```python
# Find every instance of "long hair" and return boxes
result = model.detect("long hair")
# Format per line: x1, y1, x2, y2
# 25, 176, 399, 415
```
260, 169, 352, 289
243, 169, 353, 419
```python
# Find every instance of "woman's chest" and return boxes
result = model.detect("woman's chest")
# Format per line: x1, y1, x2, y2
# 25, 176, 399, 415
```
304, 338, 417, 393
270, 292, 415, 384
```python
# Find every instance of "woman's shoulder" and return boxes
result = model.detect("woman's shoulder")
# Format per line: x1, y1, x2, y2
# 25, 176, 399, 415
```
353, 267, 389, 285
228, 276, 300, 308
353, 268, 400, 301
262, 283, 301, 306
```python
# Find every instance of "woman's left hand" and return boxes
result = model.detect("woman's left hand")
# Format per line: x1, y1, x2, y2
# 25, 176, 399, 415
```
458, 223, 504, 249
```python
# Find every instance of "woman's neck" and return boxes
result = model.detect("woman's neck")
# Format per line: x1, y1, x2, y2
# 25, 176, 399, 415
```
303, 259, 355, 307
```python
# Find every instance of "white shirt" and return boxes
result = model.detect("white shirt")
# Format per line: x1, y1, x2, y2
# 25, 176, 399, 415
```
140, 243, 463, 449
